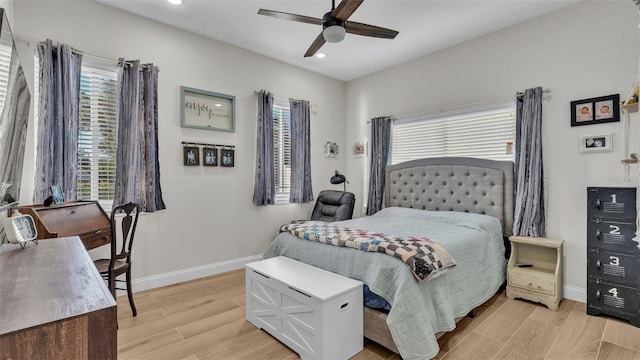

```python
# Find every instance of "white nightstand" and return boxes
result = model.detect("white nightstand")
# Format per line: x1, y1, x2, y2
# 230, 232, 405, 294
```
506, 236, 564, 311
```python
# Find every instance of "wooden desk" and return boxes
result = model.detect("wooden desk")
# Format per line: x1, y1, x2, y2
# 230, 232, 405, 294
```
0, 236, 117, 360
17, 201, 111, 250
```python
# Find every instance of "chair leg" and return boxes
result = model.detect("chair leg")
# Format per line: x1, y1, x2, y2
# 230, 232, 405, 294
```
126, 268, 137, 317
108, 273, 116, 299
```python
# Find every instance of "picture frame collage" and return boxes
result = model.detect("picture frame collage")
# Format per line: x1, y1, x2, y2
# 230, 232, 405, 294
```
570, 93, 620, 154
183, 142, 235, 167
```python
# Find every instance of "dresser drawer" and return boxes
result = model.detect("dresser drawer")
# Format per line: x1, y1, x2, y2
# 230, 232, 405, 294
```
587, 279, 639, 318
588, 249, 639, 285
587, 187, 636, 220
509, 273, 555, 295
587, 219, 638, 253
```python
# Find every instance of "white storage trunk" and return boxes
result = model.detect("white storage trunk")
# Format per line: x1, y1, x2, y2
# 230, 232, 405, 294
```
246, 256, 363, 360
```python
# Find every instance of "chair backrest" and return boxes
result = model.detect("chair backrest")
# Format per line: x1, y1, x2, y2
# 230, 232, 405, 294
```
310, 190, 355, 222
110, 202, 140, 265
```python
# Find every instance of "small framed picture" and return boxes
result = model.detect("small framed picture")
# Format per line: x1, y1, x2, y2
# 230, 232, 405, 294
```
221, 148, 235, 167
324, 141, 339, 158
580, 133, 612, 153
571, 94, 619, 126
183, 146, 200, 166
50, 185, 64, 204
353, 142, 366, 158
202, 147, 218, 166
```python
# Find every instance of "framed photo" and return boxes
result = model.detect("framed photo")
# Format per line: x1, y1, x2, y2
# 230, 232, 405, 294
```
571, 94, 619, 126
221, 148, 235, 167
580, 133, 612, 153
50, 185, 64, 204
324, 141, 339, 158
202, 147, 218, 166
180, 86, 235, 132
353, 142, 366, 158
183, 146, 200, 166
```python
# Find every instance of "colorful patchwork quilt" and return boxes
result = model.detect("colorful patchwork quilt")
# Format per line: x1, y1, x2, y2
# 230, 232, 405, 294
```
280, 222, 456, 282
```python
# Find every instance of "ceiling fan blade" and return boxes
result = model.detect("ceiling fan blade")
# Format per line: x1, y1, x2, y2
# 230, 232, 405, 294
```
332, 0, 364, 21
346, 21, 398, 39
258, 9, 323, 26
304, 33, 326, 57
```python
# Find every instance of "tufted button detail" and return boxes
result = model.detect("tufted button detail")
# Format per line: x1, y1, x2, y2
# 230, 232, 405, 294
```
457, 200, 461, 204
435, 207, 439, 211
435, 173, 440, 176
428, 181, 433, 185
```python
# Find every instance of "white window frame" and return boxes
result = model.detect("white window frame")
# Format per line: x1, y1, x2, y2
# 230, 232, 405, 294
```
77, 58, 118, 209
391, 101, 516, 165
273, 100, 291, 204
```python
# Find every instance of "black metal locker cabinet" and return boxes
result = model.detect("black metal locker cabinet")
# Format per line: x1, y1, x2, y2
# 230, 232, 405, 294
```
586, 187, 640, 327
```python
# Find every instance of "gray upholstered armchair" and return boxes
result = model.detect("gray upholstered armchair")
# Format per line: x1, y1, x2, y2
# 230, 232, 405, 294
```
310, 190, 355, 222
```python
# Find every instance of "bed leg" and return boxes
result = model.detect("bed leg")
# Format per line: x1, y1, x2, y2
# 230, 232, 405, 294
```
466, 309, 475, 318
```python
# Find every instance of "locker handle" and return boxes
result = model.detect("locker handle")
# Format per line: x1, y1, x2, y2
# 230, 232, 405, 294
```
596, 260, 601, 270
596, 290, 601, 300
596, 199, 601, 210
596, 229, 601, 240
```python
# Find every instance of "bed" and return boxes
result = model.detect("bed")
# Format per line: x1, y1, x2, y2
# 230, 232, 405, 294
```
263, 157, 514, 360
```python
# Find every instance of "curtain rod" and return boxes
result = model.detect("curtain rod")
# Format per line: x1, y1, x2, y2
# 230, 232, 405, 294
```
516, 88, 551, 97
181, 141, 235, 149
366, 88, 551, 123
253, 90, 317, 107
17, 38, 156, 70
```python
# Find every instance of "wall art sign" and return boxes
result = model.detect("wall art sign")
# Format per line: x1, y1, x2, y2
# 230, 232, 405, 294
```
571, 94, 620, 127
181, 86, 235, 132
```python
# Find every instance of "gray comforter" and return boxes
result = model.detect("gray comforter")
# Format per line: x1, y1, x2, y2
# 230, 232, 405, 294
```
263, 207, 506, 360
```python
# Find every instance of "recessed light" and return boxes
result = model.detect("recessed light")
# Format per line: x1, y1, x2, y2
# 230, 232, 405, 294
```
315, 52, 326, 59
215, 103, 222, 107
167, 0, 183, 5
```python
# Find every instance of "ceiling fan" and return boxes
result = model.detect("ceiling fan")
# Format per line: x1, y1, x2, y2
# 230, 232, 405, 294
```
258, 0, 399, 57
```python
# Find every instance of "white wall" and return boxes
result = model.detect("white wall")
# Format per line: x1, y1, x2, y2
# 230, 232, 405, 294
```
345, 1, 640, 301
13, 0, 347, 287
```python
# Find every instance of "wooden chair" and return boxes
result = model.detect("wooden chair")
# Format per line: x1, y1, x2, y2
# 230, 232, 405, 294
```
93, 202, 140, 316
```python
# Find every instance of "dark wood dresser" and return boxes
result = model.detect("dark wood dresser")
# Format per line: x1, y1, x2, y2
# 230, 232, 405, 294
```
0, 236, 117, 359
586, 187, 640, 327
17, 201, 111, 250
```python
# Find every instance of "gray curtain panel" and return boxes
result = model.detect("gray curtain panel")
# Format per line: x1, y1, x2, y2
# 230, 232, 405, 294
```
513, 86, 545, 237
366, 116, 392, 215
0, 47, 31, 199
113, 59, 166, 212
289, 99, 313, 203
253, 90, 275, 205
33, 40, 82, 204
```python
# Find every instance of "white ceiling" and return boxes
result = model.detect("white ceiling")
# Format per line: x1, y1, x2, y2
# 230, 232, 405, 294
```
93, 0, 580, 81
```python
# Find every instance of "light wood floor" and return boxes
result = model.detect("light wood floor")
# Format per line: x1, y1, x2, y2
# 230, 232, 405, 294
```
117, 269, 640, 360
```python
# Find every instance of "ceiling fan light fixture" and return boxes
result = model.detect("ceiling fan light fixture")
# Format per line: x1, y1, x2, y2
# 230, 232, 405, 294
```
166, 0, 183, 5
323, 25, 346, 43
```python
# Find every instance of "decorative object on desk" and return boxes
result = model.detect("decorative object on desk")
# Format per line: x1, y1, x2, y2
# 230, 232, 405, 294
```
202, 146, 218, 166
324, 141, 339, 158
330, 170, 349, 191
43, 195, 54, 207
221, 147, 235, 167
571, 94, 620, 127
353, 141, 366, 158
183, 145, 199, 166
2, 211, 38, 248
180, 86, 235, 132
580, 133, 612, 153
50, 185, 64, 204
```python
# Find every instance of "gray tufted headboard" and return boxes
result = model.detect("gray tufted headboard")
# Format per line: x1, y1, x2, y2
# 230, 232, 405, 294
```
385, 157, 514, 236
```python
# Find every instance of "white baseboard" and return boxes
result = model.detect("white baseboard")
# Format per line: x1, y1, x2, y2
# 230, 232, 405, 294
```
128, 254, 263, 294
563, 284, 586, 303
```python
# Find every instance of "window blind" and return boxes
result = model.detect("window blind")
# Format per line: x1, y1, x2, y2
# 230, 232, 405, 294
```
0, 42, 13, 115
273, 102, 291, 204
391, 104, 516, 164
77, 60, 118, 207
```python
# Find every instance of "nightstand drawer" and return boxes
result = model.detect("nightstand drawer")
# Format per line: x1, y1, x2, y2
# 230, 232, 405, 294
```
509, 274, 555, 295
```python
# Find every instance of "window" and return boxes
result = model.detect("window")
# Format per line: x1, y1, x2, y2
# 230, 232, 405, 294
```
273, 101, 291, 204
391, 103, 516, 164
77, 59, 118, 208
